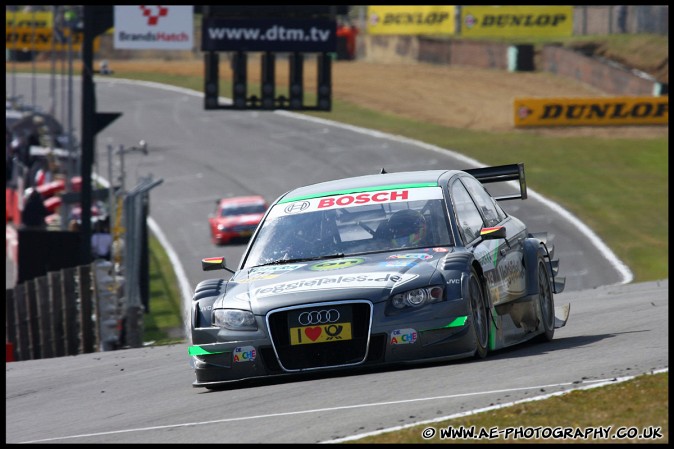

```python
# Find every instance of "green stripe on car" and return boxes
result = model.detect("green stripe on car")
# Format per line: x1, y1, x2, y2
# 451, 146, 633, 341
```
188, 346, 227, 356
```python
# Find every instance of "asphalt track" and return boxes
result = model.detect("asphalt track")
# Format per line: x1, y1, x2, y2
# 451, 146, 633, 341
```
5, 75, 667, 443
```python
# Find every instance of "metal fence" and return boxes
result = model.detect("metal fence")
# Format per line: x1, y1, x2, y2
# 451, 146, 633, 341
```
6, 174, 164, 361
121, 175, 163, 348
6, 264, 98, 361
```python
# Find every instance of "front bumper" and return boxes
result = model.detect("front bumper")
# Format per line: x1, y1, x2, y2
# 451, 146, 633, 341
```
190, 299, 476, 388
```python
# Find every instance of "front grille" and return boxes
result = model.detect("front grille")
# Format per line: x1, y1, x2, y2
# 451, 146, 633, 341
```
267, 301, 372, 371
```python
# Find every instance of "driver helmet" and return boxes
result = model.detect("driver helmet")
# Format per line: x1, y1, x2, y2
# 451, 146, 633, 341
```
387, 209, 427, 247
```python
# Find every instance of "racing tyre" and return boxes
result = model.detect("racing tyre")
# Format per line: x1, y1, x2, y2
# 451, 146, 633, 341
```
536, 259, 555, 342
468, 268, 489, 359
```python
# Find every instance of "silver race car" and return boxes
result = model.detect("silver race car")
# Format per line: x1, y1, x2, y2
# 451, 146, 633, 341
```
188, 164, 569, 388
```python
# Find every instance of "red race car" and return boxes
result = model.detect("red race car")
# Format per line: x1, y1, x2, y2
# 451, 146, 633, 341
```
208, 195, 268, 245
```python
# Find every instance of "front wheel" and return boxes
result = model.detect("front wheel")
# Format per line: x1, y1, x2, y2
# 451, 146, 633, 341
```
467, 268, 489, 358
536, 259, 555, 342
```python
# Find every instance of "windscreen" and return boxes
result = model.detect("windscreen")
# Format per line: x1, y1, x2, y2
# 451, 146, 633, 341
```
243, 186, 453, 268
221, 203, 267, 217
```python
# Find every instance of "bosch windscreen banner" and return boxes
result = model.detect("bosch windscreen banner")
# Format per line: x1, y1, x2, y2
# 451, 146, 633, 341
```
367, 6, 456, 35
114, 5, 193, 50
202, 18, 336, 52
514, 97, 669, 127
462, 5, 573, 38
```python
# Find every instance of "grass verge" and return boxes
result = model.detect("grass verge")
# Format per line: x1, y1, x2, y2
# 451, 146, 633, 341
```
351, 371, 668, 444
144, 233, 185, 345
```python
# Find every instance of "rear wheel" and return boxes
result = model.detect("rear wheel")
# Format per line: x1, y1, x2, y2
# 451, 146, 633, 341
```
468, 268, 489, 358
536, 259, 555, 342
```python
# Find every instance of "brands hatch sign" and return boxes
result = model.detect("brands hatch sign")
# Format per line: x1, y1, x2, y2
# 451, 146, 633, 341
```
114, 5, 193, 50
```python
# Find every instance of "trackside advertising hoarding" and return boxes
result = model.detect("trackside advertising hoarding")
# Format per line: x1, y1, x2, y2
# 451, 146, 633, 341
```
514, 97, 669, 127
5, 11, 97, 52
202, 18, 336, 52
462, 5, 573, 38
5, 27, 96, 52
367, 6, 457, 35
6, 11, 53, 28
114, 5, 193, 50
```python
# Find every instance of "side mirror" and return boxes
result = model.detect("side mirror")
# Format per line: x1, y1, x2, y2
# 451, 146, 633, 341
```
202, 256, 235, 274
479, 226, 506, 240
202, 257, 227, 271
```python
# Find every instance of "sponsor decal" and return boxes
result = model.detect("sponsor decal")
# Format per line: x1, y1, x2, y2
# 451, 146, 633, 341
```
514, 97, 668, 127
390, 328, 417, 345
233, 346, 256, 362
388, 253, 433, 260
290, 322, 352, 345
317, 190, 409, 209
379, 260, 417, 268
497, 251, 526, 295
310, 258, 364, 271
474, 240, 499, 270
461, 5, 572, 38
236, 272, 419, 300
433, 247, 449, 253
249, 264, 306, 274
284, 201, 311, 214
233, 274, 279, 283
269, 186, 443, 219
367, 5, 456, 35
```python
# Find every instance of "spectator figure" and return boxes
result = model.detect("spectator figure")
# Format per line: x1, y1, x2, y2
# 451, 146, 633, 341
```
67, 219, 80, 232
91, 219, 113, 260
617, 6, 628, 34
21, 188, 48, 229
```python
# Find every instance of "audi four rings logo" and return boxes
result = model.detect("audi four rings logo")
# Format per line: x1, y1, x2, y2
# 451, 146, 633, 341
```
298, 309, 340, 325
284, 201, 310, 214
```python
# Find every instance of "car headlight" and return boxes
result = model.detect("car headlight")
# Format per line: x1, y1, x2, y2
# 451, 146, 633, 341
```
212, 309, 257, 330
217, 224, 229, 231
391, 286, 444, 309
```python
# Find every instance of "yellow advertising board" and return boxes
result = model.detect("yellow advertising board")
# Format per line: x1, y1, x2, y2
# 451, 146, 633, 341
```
6, 27, 99, 52
367, 6, 456, 35
462, 5, 573, 38
514, 97, 669, 127
6, 10, 53, 28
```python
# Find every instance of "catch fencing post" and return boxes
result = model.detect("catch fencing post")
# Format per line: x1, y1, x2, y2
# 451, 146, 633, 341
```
122, 176, 163, 348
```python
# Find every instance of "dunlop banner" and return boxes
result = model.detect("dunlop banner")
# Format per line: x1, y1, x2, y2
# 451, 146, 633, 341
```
462, 5, 572, 38
6, 27, 98, 52
367, 5, 456, 35
514, 97, 669, 127
6, 11, 53, 28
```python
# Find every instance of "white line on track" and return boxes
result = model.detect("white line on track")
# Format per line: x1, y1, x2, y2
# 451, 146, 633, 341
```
17, 368, 667, 444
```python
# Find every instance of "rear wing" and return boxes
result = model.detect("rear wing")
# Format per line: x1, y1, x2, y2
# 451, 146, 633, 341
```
464, 163, 527, 201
